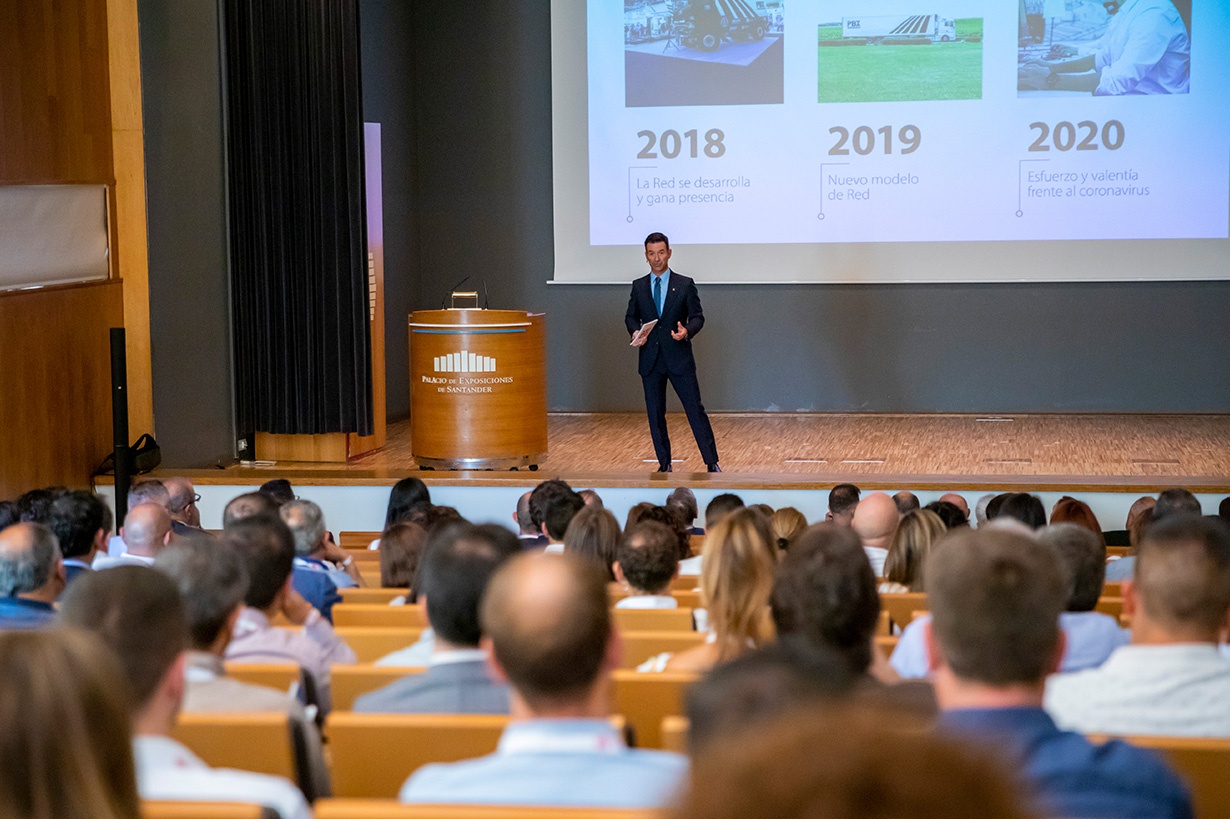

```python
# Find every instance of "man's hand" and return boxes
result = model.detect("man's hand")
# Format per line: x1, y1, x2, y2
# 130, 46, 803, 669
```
1019, 62, 1050, 89
282, 587, 315, 626
631, 333, 648, 347
671, 322, 688, 341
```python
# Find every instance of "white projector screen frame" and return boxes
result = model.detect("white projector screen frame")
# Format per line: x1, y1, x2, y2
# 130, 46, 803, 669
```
551, 1, 1230, 284
0, 185, 111, 291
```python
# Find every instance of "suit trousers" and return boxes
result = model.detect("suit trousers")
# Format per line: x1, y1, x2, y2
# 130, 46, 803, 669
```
642, 363, 719, 468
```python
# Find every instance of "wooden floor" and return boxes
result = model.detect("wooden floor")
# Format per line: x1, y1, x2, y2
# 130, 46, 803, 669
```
184, 413, 1230, 493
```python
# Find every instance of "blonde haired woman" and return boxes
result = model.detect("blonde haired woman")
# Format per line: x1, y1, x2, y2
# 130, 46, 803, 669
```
0, 628, 141, 819
770, 507, 807, 550
879, 508, 947, 594
640, 507, 777, 673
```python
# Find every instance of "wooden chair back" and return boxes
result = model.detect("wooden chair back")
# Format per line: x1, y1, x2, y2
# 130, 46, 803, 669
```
670, 575, 700, 591
875, 635, 899, 659
876, 610, 890, 636
332, 665, 426, 711
618, 631, 706, 669
143, 802, 271, 819
1089, 735, 1230, 819
342, 548, 381, 564
315, 799, 657, 819
611, 670, 696, 749
660, 715, 689, 754
223, 663, 302, 694
1102, 581, 1122, 597
1106, 545, 1131, 559
612, 607, 695, 632
879, 592, 929, 631
1094, 596, 1123, 620
332, 627, 425, 663
333, 603, 428, 628
688, 533, 705, 556
340, 531, 383, 549
341, 587, 410, 603
172, 713, 296, 781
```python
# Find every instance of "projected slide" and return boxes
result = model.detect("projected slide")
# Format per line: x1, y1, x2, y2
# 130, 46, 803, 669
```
585, 0, 1227, 250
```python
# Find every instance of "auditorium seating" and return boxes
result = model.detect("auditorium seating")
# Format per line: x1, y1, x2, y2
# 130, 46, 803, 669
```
332, 665, 426, 710
610, 670, 697, 749
172, 713, 300, 784
612, 607, 695, 632
660, 715, 688, 754
223, 663, 303, 694
341, 587, 409, 604
142, 803, 272, 819
618, 631, 706, 668
314, 800, 657, 819
331, 627, 426, 663
333, 604, 428, 628
609, 588, 702, 610
340, 531, 382, 549
879, 592, 928, 631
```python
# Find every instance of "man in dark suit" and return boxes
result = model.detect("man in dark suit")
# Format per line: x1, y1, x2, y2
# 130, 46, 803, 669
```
354, 523, 521, 714
625, 232, 720, 473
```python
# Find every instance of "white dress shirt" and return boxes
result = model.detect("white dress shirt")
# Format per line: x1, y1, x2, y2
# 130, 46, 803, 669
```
1045, 643, 1230, 736
134, 735, 310, 819
93, 552, 155, 570
1094, 0, 1189, 96
677, 555, 703, 576
864, 546, 888, 578
615, 595, 678, 610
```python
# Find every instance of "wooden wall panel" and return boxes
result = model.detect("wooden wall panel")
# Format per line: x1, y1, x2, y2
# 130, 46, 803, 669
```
0, 0, 114, 184
0, 281, 124, 498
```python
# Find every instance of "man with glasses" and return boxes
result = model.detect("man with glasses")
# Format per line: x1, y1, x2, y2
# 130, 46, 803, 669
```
164, 477, 205, 537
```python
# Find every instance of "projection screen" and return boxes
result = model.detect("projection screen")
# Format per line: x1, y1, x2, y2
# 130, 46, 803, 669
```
551, 1, 1230, 283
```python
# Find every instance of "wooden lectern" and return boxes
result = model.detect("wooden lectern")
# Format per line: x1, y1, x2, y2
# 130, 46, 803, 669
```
408, 309, 547, 470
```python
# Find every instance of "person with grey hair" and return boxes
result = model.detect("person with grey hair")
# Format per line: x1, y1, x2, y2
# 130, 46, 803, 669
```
105, 480, 172, 558
162, 477, 204, 537
95, 504, 172, 569
974, 493, 996, 528
1037, 523, 1128, 672
281, 499, 364, 590
0, 523, 65, 629
156, 538, 331, 797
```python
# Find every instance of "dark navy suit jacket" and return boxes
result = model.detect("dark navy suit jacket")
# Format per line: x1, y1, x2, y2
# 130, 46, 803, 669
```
625, 271, 705, 377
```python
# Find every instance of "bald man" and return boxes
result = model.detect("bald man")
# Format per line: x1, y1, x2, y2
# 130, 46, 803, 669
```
96, 504, 172, 568
852, 492, 898, 577
939, 493, 970, 521
513, 491, 545, 548
0, 522, 66, 628
399, 553, 687, 808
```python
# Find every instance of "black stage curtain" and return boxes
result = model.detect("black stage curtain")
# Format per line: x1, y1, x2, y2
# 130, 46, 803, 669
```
224, 0, 373, 437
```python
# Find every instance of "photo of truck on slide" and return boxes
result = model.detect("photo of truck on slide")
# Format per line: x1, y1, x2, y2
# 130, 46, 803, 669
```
679, 0, 770, 52
842, 14, 957, 42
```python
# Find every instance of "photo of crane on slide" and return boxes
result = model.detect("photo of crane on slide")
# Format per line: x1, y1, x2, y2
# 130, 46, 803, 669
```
678, 0, 769, 52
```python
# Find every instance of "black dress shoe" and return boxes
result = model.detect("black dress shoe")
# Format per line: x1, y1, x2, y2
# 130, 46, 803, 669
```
656, 464, 672, 473
707, 463, 722, 473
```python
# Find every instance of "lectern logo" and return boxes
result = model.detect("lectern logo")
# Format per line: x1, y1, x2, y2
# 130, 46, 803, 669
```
435, 351, 496, 373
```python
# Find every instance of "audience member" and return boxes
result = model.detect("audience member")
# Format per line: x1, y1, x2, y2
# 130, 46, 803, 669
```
0, 629, 141, 819
384, 477, 432, 528
684, 640, 857, 754
648, 507, 776, 673
513, 491, 547, 548
925, 499, 969, 530
163, 477, 204, 536
222, 490, 278, 528
96, 503, 172, 568
1049, 497, 1104, 543
541, 487, 585, 553
0, 522, 65, 629
378, 522, 428, 597
893, 490, 920, 516
282, 499, 364, 589
997, 492, 1046, 529
704, 492, 744, 530
1037, 523, 1129, 669
984, 492, 1009, 521
222, 515, 356, 712
624, 501, 655, 532
1219, 496, 1230, 524
259, 479, 296, 508
0, 500, 18, 530
635, 504, 692, 564
155, 538, 330, 797
613, 521, 680, 608
357, 523, 521, 714
939, 493, 970, 521
852, 491, 898, 576
1046, 516, 1230, 736
881, 509, 946, 594
769, 506, 806, 550
578, 489, 603, 508
667, 487, 703, 535
673, 705, 1032, 819
927, 528, 1191, 819
16, 487, 63, 524
974, 492, 996, 527
825, 483, 860, 526
750, 503, 774, 519
1153, 487, 1201, 522
563, 506, 621, 580
407, 504, 466, 536
105, 481, 169, 557
1106, 496, 1159, 581
58, 567, 310, 819
528, 479, 575, 542
399, 553, 687, 807
48, 489, 108, 584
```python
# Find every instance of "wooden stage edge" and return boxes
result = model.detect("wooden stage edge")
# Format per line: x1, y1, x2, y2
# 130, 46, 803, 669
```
118, 413, 1230, 495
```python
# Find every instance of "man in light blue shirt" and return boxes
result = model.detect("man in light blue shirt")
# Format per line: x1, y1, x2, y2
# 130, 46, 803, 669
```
400, 553, 688, 808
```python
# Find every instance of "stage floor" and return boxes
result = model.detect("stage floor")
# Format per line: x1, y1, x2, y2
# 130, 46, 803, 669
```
192, 413, 1230, 493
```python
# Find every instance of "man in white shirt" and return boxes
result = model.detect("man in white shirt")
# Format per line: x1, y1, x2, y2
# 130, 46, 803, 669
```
59, 565, 311, 819
614, 521, 680, 609
852, 492, 897, 577
95, 503, 172, 569
400, 553, 688, 807
1046, 515, 1230, 736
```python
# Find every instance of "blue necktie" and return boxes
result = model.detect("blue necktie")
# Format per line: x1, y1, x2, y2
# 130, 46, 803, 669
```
654, 275, 663, 317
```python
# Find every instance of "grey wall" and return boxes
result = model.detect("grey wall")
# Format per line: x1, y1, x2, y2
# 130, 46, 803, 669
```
404, 1, 1230, 414
139, 0, 235, 465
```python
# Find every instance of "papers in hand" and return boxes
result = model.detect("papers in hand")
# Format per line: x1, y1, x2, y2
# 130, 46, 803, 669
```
630, 319, 657, 346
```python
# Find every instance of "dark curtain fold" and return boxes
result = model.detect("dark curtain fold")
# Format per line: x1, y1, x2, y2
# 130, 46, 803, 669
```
225, 0, 373, 437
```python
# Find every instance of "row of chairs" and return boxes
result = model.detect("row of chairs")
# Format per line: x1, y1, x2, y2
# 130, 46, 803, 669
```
146, 801, 658, 818
878, 592, 1127, 632
331, 604, 696, 633
336, 532, 707, 557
